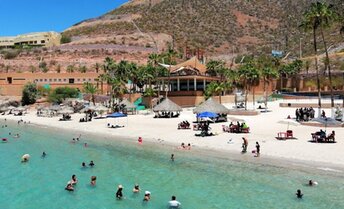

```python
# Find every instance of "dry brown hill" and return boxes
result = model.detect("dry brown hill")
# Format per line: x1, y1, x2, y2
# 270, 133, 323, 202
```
63, 0, 344, 59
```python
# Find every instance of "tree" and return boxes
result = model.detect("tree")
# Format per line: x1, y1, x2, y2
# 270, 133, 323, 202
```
83, 82, 98, 105
314, 2, 338, 115
143, 87, 156, 110
300, 1, 334, 117
162, 48, 177, 97
48, 87, 79, 104
22, 83, 38, 105
257, 57, 279, 110
238, 61, 260, 110
205, 82, 225, 103
29, 65, 36, 73
66, 65, 75, 73
78, 65, 88, 73
94, 63, 101, 73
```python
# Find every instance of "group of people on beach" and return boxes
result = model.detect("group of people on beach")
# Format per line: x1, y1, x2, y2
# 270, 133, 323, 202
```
295, 107, 315, 121
241, 137, 260, 157
178, 142, 191, 150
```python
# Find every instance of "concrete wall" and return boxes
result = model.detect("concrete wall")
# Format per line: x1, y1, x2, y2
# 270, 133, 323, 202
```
0, 72, 103, 96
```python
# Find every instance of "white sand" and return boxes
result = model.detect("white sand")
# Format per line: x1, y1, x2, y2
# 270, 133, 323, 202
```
3, 98, 344, 169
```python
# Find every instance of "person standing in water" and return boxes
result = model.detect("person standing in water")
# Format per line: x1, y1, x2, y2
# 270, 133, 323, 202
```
242, 137, 248, 153
296, 189, 303, 198
171, 154, 175, 162
116, 185, 123, 199
255, 142, 260, 157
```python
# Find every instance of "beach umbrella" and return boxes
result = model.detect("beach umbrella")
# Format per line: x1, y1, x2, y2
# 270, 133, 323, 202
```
49, 105, 62, 111
197, 111, 218, 118
107, 112, 127, 118
228, 117, 245, 122
58, 107, 74, 115
14, 106, 26, 112
0, 106, 8, 112
278, 119, 299, 130
7, 106, 16, 110
107, 112, 128, 126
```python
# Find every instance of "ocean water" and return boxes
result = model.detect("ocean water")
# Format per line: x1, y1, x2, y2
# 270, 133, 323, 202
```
1, 121, 344, 209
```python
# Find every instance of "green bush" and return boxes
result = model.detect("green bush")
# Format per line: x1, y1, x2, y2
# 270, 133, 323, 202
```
22, 83, 38, 105
48, 87, 80, 104
60, 35, 72, 44
1, 49, 19, 59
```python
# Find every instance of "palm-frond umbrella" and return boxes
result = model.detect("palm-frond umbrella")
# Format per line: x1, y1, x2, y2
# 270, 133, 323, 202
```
278, 119, 299, 130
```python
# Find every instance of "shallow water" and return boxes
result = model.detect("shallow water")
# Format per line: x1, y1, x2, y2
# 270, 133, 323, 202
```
1, 121, 344, 209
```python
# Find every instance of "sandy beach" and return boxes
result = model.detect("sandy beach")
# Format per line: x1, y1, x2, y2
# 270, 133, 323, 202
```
2, 98, 344, 170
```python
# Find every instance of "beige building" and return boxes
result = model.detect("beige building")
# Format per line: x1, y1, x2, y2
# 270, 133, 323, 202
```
0, 31, 61, 48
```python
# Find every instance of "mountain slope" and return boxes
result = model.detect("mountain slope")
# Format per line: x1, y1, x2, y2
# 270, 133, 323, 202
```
63, 0, 343, 58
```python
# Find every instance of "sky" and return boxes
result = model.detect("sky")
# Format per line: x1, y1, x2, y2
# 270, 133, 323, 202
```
0, 0, 128, 36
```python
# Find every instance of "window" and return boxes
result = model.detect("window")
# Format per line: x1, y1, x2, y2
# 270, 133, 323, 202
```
39, 79, 43, 82
88, 78, 91, 81
44, 79, 47, 82
69, 78, 75, 84
41, 40, 45, 44
77, 79, 80, 81
49, 79, 52, 82
53, 79, 57, 82
83, 79, 86, 81
63, 79, 67, 82
7, 77, 12, 84
58, 79, 61, 82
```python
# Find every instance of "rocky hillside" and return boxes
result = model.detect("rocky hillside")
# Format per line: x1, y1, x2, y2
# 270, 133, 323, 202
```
63, 0, 344, 59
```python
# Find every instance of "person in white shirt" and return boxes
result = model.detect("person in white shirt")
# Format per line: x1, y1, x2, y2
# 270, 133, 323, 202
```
168, 195, 181, 208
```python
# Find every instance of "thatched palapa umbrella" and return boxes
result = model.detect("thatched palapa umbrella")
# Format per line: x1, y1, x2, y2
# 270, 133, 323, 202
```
193, 98, 229, 114
153, 98, 182, 118
120, 99, 136, 114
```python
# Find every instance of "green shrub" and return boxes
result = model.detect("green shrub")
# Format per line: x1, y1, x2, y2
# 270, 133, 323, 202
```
60, 35, 72, 44
48, 87, 80, 104
22, 83, 38, 105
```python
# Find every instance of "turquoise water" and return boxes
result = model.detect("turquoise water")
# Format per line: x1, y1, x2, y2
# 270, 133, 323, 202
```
1, 121, 344, 209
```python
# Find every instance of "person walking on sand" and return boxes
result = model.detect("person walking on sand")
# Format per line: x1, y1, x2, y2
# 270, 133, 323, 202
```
242, 137, 248, 153
255, 142, 260, 157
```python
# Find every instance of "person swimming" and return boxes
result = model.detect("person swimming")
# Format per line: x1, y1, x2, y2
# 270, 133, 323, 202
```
168, 195, 181, 208
71, 175, 78, 185
133, 184, 140, 193
296, 189, 303, 198
82, 162, 86, 167
89, 160, 95, 167
116, 185, 123, 199
42, 152, 46, 158
90, 176, 97, 186
308, 180, 318, 186
143, 191, 151, 201
65, 182, 74, 191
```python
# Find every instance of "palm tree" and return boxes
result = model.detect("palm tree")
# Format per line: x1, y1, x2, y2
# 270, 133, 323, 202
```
261, 65, 279, 110
205, 82, 225, 103
300, 5, 322, 117
66, 65, 75, 73
94, 63, 101, 73
314, 2, 337, 116
163, 48, 177, 97
83, 82, 98, 105
238, 62, 259, 110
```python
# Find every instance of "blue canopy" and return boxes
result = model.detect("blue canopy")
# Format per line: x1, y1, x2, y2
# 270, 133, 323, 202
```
107, 112, 127, 118
197, 111, 218, 118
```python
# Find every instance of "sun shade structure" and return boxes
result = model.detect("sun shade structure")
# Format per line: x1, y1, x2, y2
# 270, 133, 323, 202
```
120, 99, 137, 115
197, 111, 218, 118
107, 112, 127, 118
193, 98, 229, 114
153, 98, 182, 112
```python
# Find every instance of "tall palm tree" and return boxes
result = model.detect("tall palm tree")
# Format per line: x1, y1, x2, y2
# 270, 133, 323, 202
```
205, 82, 225, 103
83, 82, 98, 105
163, 48, 177, 97
238, 62, 259, 110
314, 2, 337, 116
261, 65, 279, 110
300, 3, 323, 117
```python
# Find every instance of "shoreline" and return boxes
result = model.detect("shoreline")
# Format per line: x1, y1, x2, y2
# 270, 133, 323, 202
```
4, 114, 344, 177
